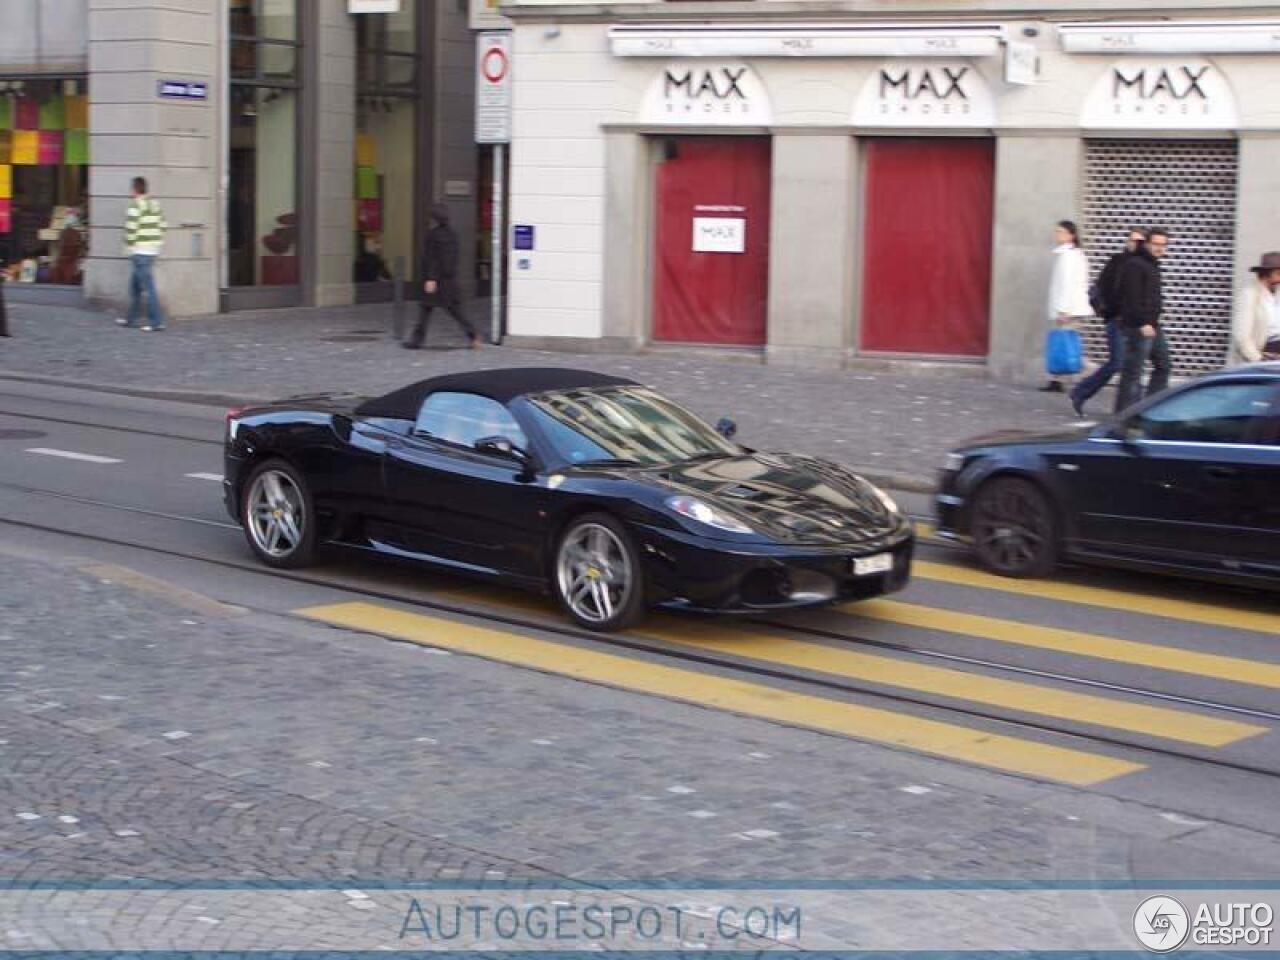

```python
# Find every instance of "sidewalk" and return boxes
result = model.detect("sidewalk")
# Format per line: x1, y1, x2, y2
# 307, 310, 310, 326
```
0, 300, 1100, 491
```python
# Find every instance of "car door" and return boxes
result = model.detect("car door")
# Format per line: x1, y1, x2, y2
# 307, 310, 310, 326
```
382, 391, 547, 580
1070, 379, 1280, 570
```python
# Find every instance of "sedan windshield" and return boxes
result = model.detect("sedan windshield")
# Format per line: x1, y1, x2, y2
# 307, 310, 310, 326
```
525, 387, 739, 466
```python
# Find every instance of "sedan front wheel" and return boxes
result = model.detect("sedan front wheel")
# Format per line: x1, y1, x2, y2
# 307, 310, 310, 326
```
970, 476, 1058, 578
554, 514, 646, 632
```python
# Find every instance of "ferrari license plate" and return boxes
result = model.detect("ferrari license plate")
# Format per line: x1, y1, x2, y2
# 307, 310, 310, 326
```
852, 552, 893, 576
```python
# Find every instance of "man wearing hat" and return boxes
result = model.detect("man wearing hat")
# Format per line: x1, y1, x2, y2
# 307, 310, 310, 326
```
1229, 251, 1280, 366
404, 202, 477, 350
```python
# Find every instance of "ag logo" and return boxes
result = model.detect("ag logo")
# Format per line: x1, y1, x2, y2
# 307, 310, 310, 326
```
1134, 896, 1190, 952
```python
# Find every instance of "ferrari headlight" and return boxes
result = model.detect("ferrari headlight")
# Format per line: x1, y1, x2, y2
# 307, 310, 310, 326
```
666, 496, 753, 534
868, 484, 899, 516
943, 452, 966, 472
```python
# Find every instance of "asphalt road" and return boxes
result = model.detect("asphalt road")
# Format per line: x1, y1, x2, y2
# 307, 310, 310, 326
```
2, 378, 1279, 926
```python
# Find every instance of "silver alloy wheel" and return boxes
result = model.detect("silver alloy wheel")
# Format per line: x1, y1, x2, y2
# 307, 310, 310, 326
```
246, 469, 305, 559
556, 522, 633, 625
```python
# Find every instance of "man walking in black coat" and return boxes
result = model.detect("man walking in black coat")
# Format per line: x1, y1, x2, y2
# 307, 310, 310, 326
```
1069, 228, 1144, 417
1114, 228, 1171, 413
404, 203, 477, 350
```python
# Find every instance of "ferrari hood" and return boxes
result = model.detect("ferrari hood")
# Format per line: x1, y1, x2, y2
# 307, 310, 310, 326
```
652, 452, 900, 545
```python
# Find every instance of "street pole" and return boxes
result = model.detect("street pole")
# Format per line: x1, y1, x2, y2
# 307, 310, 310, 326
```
490, 143, 504, 345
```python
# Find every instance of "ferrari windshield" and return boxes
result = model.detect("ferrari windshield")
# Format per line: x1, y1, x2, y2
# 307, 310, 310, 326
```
525, 386, 739, 466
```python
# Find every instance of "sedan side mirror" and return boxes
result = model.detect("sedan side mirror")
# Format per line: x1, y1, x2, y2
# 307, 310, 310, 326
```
475, 435, 532, 468
715, 417, 738, 439
1117, 422, 1146, 453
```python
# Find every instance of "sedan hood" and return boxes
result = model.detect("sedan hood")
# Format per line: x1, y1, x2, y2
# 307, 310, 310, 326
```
956, 424, 1098, 452
652, 452, 899, 545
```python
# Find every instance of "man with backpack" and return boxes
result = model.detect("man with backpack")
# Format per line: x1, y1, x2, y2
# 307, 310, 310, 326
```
1114, 228, 1172, 412
1069, 228, 1144, 417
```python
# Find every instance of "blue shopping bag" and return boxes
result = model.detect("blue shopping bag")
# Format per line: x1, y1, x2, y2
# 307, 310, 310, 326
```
1045, 327, 1083, 375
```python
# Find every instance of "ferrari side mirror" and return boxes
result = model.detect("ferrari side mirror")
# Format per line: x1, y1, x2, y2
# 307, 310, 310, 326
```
475, 435, 531, 467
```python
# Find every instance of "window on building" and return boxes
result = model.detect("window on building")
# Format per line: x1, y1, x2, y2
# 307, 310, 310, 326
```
228, 0, 301, 288
0, 77, 89, 286
354, 6, 420, 289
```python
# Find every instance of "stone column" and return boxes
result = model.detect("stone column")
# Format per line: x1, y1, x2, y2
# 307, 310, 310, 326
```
600, 131, 646, 347
85, 0, 219, 317
1234, 134, 1280, 278
305, 0, 355, 307
988, 133, 1083, 385
765, 134, 858, 370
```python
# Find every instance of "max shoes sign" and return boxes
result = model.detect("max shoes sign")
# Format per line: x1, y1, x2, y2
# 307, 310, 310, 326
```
640, 64, 772, 125
854, 62, 996, 127
1082, 60, 1237, 128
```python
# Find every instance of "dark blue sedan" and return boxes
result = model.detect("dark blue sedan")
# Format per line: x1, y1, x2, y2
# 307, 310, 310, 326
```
936, 363, 1280, 588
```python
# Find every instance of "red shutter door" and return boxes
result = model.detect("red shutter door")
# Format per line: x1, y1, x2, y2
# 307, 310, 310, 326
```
652, 137, 771, 346
860, 138, 994, 356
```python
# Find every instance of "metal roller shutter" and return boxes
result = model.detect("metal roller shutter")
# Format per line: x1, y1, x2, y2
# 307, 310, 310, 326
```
1081, 139, 1238, 376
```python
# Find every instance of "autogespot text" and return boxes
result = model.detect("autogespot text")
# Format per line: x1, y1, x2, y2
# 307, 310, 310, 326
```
399, 899, 802, 946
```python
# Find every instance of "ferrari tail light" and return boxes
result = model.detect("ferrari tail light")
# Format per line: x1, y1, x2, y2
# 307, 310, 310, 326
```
226, 406, 245, 441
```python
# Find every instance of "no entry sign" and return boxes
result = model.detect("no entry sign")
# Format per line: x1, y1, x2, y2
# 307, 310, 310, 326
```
475, 32, 512, 144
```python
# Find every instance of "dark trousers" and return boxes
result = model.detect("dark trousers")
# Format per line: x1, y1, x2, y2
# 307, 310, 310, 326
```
1115, 325, 1171, 413
405, 296, 475, 347
1070, 320, 1123, 411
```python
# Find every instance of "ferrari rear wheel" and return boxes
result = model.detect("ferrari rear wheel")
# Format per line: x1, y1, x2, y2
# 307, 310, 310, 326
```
242, 458, 317, 569
555, 513, 645, 632
970, 476, 1058, 578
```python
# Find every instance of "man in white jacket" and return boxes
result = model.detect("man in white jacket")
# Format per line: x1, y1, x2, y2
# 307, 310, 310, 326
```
1228, 251, 1280, 366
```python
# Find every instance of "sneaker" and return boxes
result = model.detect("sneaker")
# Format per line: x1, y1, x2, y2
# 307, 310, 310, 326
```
116, 318, 135, 327
1069, 394, 1085, 418
141, 325, 165, 332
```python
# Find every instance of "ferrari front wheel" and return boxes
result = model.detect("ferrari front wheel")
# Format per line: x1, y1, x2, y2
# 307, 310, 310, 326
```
554, 513, 645, 632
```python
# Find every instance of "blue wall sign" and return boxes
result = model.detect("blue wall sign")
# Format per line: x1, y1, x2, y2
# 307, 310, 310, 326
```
513, 224, 535, 251
158, 80, 208, 101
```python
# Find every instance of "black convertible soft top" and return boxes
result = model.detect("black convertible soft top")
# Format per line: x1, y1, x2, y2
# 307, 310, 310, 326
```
355, 367, 639, 419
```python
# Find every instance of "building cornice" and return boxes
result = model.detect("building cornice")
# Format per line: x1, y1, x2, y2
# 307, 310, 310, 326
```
501, 2, 1280, 25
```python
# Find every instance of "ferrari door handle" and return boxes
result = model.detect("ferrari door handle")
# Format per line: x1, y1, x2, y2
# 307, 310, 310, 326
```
1203, 466, 1238, 480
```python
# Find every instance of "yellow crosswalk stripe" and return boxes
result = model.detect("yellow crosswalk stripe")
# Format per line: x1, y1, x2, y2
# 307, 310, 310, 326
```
637, 622, 1265, 748
297, 601, 1145, 786
913, 559, 1280, 637
849, 599, 1280, 690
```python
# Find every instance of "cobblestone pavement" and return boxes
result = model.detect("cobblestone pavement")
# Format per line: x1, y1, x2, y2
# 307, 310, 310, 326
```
3, 544, 1279, 952
0, 301, 1099, 489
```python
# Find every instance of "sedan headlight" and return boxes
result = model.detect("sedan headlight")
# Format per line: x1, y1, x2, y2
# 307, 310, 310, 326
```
943, 452, 966, 472
666, 495, 753, 534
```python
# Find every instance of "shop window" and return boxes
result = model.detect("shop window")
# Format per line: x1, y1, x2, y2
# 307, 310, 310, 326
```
0, 77, 89, 286
229, 85, 298, 287
354, 7, 420, 288
228, 0, 300, 288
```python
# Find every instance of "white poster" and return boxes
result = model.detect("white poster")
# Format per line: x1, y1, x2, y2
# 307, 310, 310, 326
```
692, 218, 746, 254
348, 0, 400, 12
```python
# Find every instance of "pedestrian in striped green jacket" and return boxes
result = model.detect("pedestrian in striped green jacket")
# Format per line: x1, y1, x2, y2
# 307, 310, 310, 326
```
116, 176, 167, 332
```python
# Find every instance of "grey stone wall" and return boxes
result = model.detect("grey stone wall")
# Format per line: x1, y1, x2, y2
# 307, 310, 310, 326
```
84, 0, 220, 318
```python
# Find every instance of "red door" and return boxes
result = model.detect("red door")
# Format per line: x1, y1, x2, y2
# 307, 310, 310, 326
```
860, 138, 994, 356
652, 137, 771, 345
